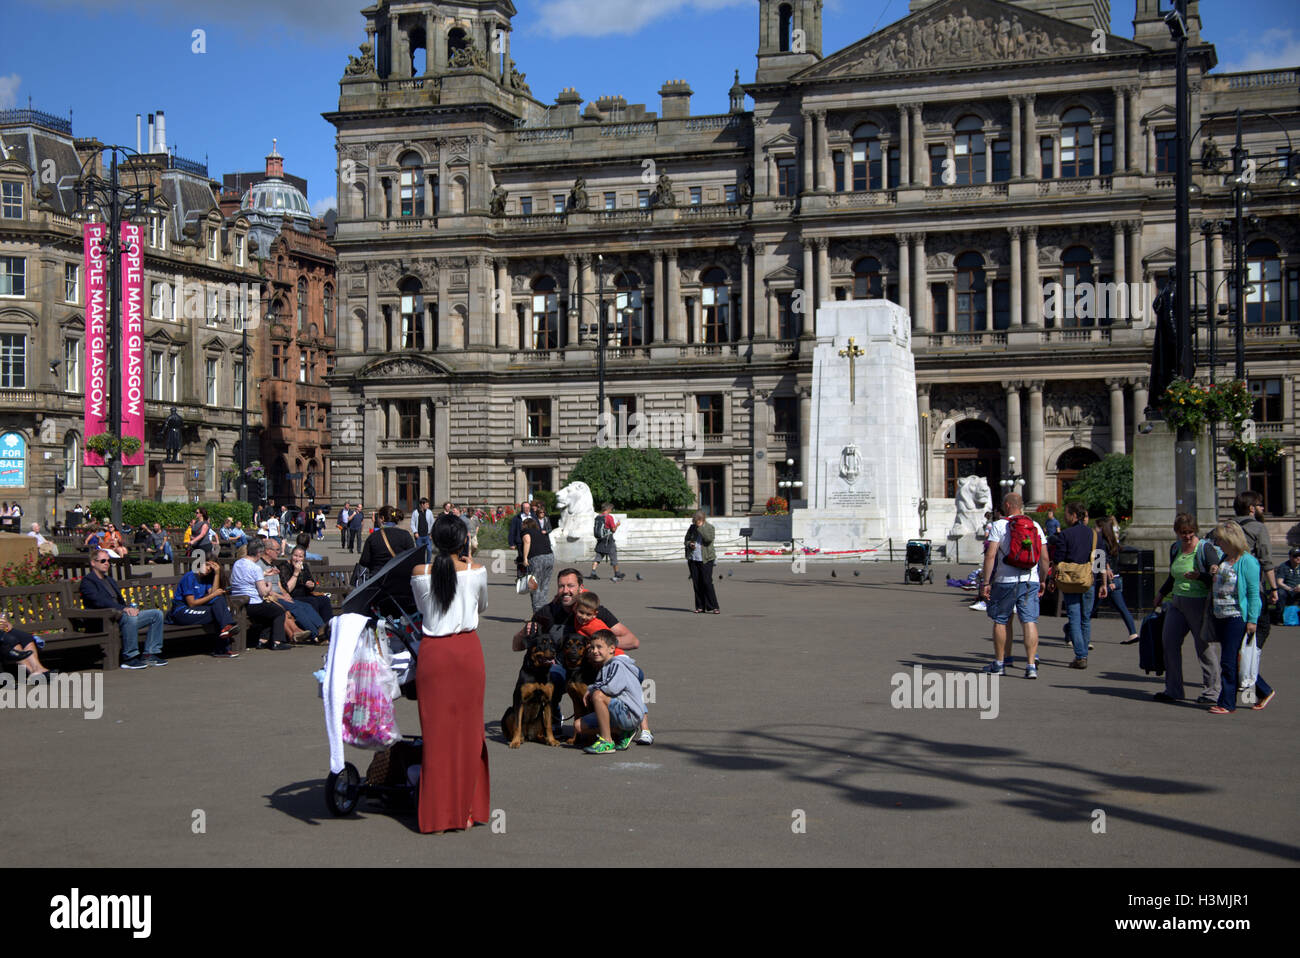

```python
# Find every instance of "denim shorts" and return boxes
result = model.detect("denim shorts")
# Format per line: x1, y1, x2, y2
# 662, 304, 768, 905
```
578, 696, 640, 733
988, 579, 1040, 624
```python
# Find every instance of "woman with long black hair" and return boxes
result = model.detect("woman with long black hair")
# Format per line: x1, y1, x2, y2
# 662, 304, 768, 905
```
410, 514, 491, 833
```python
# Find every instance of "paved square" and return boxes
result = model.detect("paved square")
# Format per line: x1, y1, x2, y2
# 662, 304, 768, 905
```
4, 559, 1297, 866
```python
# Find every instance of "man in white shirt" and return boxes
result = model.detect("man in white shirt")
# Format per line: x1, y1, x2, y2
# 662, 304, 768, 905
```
410, 497, 437, 554
265, 513, 281, 540
27, 522, 54, 555
978, 493, 1050, 679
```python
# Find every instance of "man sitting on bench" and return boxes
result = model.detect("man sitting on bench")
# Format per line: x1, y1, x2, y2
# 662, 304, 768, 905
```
168, 558, 240, 657
79, 549, 168, 669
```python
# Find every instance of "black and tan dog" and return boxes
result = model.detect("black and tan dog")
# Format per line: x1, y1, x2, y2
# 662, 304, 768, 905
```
501, 625, 561, 748
560, 631, 598, 742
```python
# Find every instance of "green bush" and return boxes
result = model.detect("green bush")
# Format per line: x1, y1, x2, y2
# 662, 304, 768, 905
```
89, 500, 255, 529
566, 447, 695, 512
1059, 454, 1133, 520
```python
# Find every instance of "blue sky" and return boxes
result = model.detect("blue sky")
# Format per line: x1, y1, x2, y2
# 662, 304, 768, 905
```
3, 0, 1297, 215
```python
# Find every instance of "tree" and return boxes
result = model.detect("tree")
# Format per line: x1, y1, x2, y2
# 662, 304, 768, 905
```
1063, 454, 1133, 520
566, 447, 695, 512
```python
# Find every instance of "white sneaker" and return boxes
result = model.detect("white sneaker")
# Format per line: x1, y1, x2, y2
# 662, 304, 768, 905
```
636, 729, 655, 745
969, 600, 987, 611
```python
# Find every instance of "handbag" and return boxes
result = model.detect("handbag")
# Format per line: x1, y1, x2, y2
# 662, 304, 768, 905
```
1055, 529, 1098, 594
516, 572, 538, 594
1238, 633, 1261, 691
341, 629, 401, 750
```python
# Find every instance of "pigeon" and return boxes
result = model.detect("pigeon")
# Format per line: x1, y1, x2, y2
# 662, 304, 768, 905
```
853, 570, 860, 577
830, 570, 837, 578
727, 571, 733, 577
635, 573, 643, 581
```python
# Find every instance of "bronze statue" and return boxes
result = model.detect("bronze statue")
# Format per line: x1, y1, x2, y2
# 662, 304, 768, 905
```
163, 407, 183, 463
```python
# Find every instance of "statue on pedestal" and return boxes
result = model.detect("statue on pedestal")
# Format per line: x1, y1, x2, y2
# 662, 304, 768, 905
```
163, 407, 184, 463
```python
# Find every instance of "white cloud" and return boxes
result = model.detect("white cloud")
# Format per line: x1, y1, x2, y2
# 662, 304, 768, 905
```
1217, 27, 1300, 73
311, 196, 336, 217
0, 74, 20, 109
532, 0, 749, 38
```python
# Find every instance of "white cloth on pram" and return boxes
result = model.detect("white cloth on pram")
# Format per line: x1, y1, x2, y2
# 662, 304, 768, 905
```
323, 613, 369, 774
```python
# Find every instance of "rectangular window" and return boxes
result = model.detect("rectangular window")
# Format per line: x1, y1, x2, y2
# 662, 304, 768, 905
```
298, 404, 310, 429
205, 357, 218, 405
206, 288, 219, 326
992, 140, 1012, 182
235, 235, 245, 267
725, 185, 738, 204
696, 464, 726, 517
208, 229, 219, 260
697, 394, 725, 435
299, 350, 309, 383
58, 263, 77, 304
1288, 267, 1299, 326
929, 145, 947, 186
64, 337, 80, 392
151, 282, 165, 319
553, 195, 565, 213
272, 345, 282, 379
0, 333, 25, 388
833, 151, 845, 192
773, 397, 798, 436
1, 181, 22, 218
1099, 131, 1114, 175
1040, 137, 1053, 178
270, 403, 283, 427
993, 280, 1011, 330
525, 398, 551, 439
690, 186, 702, 206
150, 350, 163, 400
397, 399, 420, 439
0, 256, 25, 296
931, 284, 948, 333
524, 466, 551, 497
777, 157, 798, 197
1250, 379, 1283, 423
887, 148, 900, 189
637, 190, 650, 209
1155, 130, 1177, 173
604, 192, 616, 210
610, 396, 636, 440
777, 291, 798, 339
520, 197, 533, 215
168, 354, 178, 401
233, 361, 244, 407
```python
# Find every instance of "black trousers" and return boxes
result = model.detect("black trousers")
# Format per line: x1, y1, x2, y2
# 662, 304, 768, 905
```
168, 595, 235, 629
688, 560, 719, 612
245, 601, 286, 646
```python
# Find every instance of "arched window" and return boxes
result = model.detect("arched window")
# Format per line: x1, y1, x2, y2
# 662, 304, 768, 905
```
778, 3, 793, 53
400, 277, 423, 349
297, 278, 307, 329
323, 284, 334, 334
1056, 447, 1100, 503
853, 257, 883, 299
1061, 246, 1095, 327
63, 432, 79, 489
399, 152, 424, 218
954, 115, 985, 185
205, 440, 219, 491
1245, 239, 1283, 324
700, 267, 730, 344
1060, 107, 1094, 178
943, 420, 1001, 497
954, 252, 987, 332
447, 27, 469, 62
531, 276, 559, 350
614, 271, 645, 346
852, 124, 882, 191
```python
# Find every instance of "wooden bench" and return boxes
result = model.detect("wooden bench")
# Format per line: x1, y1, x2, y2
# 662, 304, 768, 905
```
53, 553, 137, 582
69, 573, 251, 655
0, 583, 118, 669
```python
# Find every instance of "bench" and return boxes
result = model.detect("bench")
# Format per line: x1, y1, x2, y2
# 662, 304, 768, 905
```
0, 583, 118, 669
53, 553, 137, 581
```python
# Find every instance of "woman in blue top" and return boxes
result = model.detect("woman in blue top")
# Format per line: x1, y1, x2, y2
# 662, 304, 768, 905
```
1207, 521, 1275, 713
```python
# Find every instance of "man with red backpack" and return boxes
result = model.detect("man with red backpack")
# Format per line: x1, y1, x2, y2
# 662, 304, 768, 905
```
979, 493, 1051, 679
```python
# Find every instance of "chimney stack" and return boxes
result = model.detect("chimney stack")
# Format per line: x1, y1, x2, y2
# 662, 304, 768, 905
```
154, 110, 166, 153
265, 137, 284, 178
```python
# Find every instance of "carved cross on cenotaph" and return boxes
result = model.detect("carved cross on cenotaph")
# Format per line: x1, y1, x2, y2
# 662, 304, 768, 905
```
838, 337, 866, 404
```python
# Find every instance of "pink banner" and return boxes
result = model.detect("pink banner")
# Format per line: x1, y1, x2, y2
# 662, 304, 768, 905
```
119, 223, 145, 466
83, 223, 107, 467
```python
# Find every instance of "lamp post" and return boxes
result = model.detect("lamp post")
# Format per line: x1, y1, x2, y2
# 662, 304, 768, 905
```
1169, 0, 1197, 520
239, 320, 249, 501
597, 254, 606, 417
999, 455, 1024, 499
72, 146, 165, 529
777, 457, 803, 503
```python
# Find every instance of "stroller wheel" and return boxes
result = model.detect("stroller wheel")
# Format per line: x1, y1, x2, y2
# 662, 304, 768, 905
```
325, 762, 361, 817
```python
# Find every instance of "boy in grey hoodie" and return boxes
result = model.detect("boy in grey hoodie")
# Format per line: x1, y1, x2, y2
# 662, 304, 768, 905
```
579, 630, 646, 754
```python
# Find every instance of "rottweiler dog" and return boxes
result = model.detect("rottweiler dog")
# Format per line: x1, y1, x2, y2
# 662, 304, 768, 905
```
560, 631, 598, 742
501, 625, 561, 748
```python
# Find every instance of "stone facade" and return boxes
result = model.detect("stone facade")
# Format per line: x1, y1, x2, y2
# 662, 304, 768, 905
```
0, 110, 264, 524
325, 0, 1300, 518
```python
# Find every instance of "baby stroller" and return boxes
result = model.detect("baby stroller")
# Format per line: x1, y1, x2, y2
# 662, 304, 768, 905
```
903, 539, 933, 584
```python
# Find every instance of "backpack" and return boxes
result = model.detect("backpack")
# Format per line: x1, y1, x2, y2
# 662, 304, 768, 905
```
594, 515, 613, 541
1002, 515, 1041, 570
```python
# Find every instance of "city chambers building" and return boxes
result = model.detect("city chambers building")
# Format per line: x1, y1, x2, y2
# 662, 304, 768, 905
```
325, 0, 1299, 522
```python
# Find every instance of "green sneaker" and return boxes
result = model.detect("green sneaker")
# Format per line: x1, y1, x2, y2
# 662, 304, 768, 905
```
615, 731, 636, 751
583, 737, 616, 754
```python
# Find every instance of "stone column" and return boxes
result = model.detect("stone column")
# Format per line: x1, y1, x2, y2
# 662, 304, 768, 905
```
1024, 226, 1041, 327
1126, 221, 1142, 305
739, 244, 751, 340
1208, 231, 1224, 325
815, 238, 830, 313
1131, 377, 1150, 427
898, 106, 911, 187
1108, 378, 1126, 456
1126, 88, 1140, 172
666, 249, 684, 342
917, 385, 932, 500
496, 259, 514, 348
765, 287, 777, 339
1005, 382, 1023, 481
390, 14, 404, 78
802, 113, 815, 194
1026, 381, 1046, 504
897, 232, 912, 318
419, 398, 430, 438
566, 254, 580, 347
367, 147, 380, 220
1023, 95, 1037, 178
434, 400, 450, 501
880, 142, 889, 190
802, 240, 816, 336
363, 399, 382, 507
387, 400, 399, 439
1114, 87, 1127, 171
912, 233, 928, 332
653, 250, 665, 342
1051, 136, 1061, 179
580, 254, 596, 343
503, 28, 512, 81
946, 282, 956, 330
1010, 96, 1022, 180
1113, 223, 1126, 293
814, 111, 830, 192
984, 135, 993, 184
425, 12, 438, 76
798, 386, 812, 503
1009, 226, 1023, 326
437, 269, 452, 348
910, 105, 925, 184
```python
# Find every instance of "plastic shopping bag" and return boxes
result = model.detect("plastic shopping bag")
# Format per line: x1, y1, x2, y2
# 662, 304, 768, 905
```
1238, 634, 1261, 691
342, 629, 401, 750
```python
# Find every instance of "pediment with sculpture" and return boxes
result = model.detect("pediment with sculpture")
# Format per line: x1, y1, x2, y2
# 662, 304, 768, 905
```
358, 355, 451, 380
796, 0, 1143, 80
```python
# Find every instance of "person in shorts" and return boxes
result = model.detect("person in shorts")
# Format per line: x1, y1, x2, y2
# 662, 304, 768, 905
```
576, 630, 646, 753
979, 493, 1050, 679
590, 503, 624, 581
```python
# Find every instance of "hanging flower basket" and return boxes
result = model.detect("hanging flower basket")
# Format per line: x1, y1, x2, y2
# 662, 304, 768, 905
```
1226, 437, 1283, 468
85, 432, 142, 457
243, 461, 265, 480
1157, 378, 1254, 434
1207, 379, 1254, 430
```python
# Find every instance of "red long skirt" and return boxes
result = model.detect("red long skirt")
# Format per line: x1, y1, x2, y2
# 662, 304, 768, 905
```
416, 629, 491, 834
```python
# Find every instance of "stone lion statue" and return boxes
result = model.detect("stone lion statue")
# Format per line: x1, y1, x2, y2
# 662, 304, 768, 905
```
949, 475, 992, 539
555, 481, 596, 542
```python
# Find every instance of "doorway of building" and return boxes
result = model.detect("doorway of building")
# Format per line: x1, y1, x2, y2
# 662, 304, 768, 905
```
1055, 447, 1100, 504
943, 420, 1001, 497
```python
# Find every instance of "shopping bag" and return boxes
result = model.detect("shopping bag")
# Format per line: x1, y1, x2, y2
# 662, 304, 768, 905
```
1283, 604, 1299, 627
342, 630, 401, 750
515, 573, 538, 594
1238, 634, 1261, 691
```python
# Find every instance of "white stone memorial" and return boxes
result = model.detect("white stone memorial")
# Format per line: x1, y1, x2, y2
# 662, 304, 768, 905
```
791, 300, 923, 553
